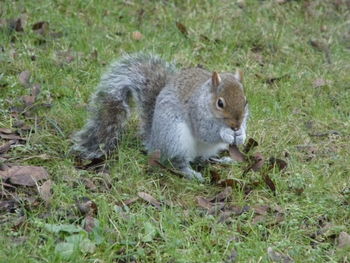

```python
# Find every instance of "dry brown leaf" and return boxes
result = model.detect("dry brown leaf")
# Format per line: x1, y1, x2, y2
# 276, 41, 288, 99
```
209, 169, 221, 184
76, 197, 98, 216
207, 202, 226, 215
196, 196, 212, 210
176, 22, 188, 36
267, 247, 294, 263
1, 166, 49, 186
209, 187, 232, 202
0, 128, 13, 134
243, 138, 259, 154
138, 192, 161, 209
253, 205, 270, 216
313, 78, 327, 88
81, 178, 98, 192
252, 215, 266, 224
32, 83, 41, 97
229, 144, 245, 162
148, 150, 161, 167
262, 172, 276, 194
83, 215, 97, 232
121, 197, 139, 206
251, 153, 265, 171
22, 95, 35, 106
32, 21, 49, 35
218, 179, 239, 188
132, 31, 143, 40
0, 200, 18, 213
243, 153, 265, 175
338, 231, 350, 249
0, 140, 16, 154
269, 157, 288, 171
18, 71, 31, 87
218, 210, 234, 223
38, 179, 53, 203
0, 133, 24, 140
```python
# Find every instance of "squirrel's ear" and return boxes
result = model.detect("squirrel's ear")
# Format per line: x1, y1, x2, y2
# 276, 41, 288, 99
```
234, 69, 244, 83
212, 71, 221, 88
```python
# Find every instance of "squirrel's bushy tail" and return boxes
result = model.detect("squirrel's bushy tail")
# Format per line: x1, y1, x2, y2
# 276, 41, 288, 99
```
72, 53, 177, 159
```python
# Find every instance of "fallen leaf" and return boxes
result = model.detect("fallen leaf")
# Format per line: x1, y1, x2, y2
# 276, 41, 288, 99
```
267, 247, 294, 263
18, 70, 31, 87
32, 21, 49, 35
207, 202, 226, 215
81, 178, 98, 192
1, 18, 24, 32
32, 83, 41, 97
196, 196, 213, 210
252, 215, 266, 224
229, 144, 246, 162
313, 78, 327, 88
269, 157, 288, 171
243, 138, 259, 154
262, 172, 276, 194
0, 128, 13, 134
243, 153, 265, 175
209, 187, 232, 202
1, 166, 49, 186
137, 192, 161, 209
38, 179, 53, 203
22, 95, 35, 106
132, 31, 143, 40
148, 150, 161, 167
253, 205, 270, 216
176, 22, 188, 36
218, 210, 234, 223
83, 215, 97, 232
209, 169, 221, 184
0, 140, 16, 154
76, 197, 98, 216
338, 231, 350, 249
0, 133, 24, 140
309, 39, 328, 52
12, 215, 26, 231
218, 179, 239, 188
121, 197, 139, 206
0, 200, 18, 213
267, 212, 285, 227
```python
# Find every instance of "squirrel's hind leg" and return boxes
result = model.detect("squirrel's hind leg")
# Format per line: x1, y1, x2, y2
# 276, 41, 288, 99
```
170, 157, 204, 182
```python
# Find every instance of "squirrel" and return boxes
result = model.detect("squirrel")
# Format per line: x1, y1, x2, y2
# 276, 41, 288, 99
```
72, 53, 249, 182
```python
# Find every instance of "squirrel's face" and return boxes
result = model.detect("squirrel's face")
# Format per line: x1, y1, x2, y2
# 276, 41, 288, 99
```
210, 71, 247, 130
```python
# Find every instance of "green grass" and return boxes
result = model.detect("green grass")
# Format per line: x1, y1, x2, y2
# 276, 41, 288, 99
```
1, 0, 350, 262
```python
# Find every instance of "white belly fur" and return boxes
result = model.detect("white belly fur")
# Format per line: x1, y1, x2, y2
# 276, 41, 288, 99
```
177, 122, 228, 161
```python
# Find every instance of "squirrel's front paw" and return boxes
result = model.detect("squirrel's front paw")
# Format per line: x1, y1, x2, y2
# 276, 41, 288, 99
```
220, 128, 236, 144
234, 129, 246, 145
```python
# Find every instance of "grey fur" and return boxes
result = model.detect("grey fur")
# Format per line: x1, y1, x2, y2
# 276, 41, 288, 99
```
73, 54, 248, 181
72, 53, 177, 159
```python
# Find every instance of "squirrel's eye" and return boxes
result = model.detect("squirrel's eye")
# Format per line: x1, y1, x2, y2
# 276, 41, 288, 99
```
217, 98, 225, 109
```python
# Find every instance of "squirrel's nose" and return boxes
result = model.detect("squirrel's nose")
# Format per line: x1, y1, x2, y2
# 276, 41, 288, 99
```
231, 126, 239, 131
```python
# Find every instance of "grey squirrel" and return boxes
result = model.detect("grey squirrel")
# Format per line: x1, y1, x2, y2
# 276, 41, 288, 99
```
72, 53, 249, 181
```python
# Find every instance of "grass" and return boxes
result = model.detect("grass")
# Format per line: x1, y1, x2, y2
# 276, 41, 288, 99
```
1, 0, 350, 262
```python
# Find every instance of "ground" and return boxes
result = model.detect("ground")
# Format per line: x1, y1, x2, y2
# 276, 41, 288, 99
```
0, 0, 350, 262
